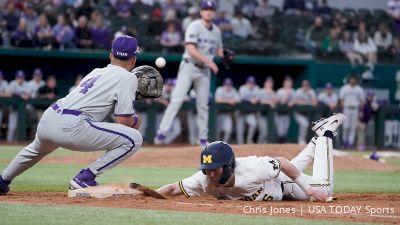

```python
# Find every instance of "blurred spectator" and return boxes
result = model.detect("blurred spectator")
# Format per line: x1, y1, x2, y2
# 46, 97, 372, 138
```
52, 14, 75, 50
75, 15, 93, 49
387, 0, 400, 19
275, 76, 295, 143
182, 6, 198, 31
354, 32, 378, 65
357, 91, 379, 151
1, 2, 20, 47
131, 0, 153, 21
21, 2, 38, 35
389, 36, 400, 60
161, 0, 186, 18
373, 23, 393, 52
7, 70, 31, 143
90, 14, 111, 49
34, 14, 54, 50
239, 0, 258, 19
36, 75, 58, 120
318, 82, 338, 111
164, 10, 181, 31
340, 74, 364, 149
353, 22, 369, 41
339, 30, 363, 65
283, 0, 306, 15
146, 9, 164, 40
160, 22, 182, 53
257, 77, 276, 144
230, 11, 253, 39
322, 27, 340, 54
12, 18, 34, 48
214, 78, 240, 143
213, 11, 232, 39
236, 76, 259, 144
0, 71, 11, 133
114, 0, 131, 18
293, 80, 317, 144
69, 74, 83, 93
28, 68, 45, 98
75, 0, 95, 19
305, 16, 327, 55
314, 0, 332, 16
254, 0, 275, 20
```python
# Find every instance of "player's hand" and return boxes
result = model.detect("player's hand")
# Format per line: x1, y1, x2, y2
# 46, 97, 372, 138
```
207, 61, 219, 74
305, 187, 328, 202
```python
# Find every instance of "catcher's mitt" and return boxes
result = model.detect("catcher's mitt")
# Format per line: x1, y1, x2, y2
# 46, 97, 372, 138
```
222, 48, 235, 69
132, 65, 163, 100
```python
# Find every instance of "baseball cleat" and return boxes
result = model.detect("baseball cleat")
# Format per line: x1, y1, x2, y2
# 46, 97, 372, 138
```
153, 133, 166, 145
0, 175, 11, 194
69, 169, 98, 190
311, 113, 346, 137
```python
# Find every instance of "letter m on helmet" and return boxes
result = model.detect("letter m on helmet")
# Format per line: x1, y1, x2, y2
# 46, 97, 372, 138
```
203, 155, 213, 164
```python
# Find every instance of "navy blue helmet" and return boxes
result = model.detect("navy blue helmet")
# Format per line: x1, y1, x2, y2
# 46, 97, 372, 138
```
199, 141, 235, 184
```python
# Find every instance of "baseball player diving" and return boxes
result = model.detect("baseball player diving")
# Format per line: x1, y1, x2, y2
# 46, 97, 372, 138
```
154, 0, 235, 147
157, 113, 345, 202
0, 35, 163, 194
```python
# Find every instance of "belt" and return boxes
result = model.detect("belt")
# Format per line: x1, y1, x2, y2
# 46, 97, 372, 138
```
345, 106, 358, 109
51, 103, 82, 116
183, 58, 205, 69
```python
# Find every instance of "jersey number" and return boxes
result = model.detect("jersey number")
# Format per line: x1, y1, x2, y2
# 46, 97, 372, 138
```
79, 75, 101, 94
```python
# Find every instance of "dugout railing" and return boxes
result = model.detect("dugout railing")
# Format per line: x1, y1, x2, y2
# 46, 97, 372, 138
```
1, 97, 398, 148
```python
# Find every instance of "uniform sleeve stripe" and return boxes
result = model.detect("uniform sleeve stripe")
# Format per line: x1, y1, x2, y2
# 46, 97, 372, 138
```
179, 180, 190, 198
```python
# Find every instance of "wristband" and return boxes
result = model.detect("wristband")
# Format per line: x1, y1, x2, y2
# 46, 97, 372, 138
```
294, 174, 311, 192
132, 115, 139, 127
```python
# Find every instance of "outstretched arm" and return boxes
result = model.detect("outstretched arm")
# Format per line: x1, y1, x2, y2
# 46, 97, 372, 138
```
276, 157, 328, 202
156, 182, 184, 197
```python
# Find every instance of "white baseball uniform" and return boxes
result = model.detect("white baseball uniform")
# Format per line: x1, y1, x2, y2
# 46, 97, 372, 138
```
293, 88, 317, 144
7, 80, 31, 142
156, 86, 182, 144
257, 88, 276, 144
214, 86, 240, 143
157, 19, 223, 142
2, 64, 143, 181
28, 79, 45, 98
236, 85, 260, 144
0, 80, 10, 130
274, 88, 295, 141
179, 136, 333, 201
339, 84, 364, 146
318, 92, 338, 107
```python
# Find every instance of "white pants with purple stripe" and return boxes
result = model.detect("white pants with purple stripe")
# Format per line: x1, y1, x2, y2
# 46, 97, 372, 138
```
1, 107, 143, 181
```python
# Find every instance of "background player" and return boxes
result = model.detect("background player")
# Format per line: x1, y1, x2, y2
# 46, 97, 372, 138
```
7, 70, 31, 143
157, 113, 345, 202
214, 78, 240, 143
318, 82, 338, 114
275, 76, 295, 143
339, 74, 364, 149
257, 77, 276, 144
0, 35, 162, 194
0, 71, 11, 134
236, 76, 259, 144
293, 80, 318, 144
154, 0, 224, 147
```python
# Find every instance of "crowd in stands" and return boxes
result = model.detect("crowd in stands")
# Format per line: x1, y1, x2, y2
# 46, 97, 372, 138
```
0, 0, 398, 63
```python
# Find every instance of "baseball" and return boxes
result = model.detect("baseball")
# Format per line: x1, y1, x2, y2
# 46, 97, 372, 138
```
155, 57, 166, 68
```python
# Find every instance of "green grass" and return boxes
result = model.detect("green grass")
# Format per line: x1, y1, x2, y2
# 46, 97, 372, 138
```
0, 145, 399, 225
0, 203, 378, 225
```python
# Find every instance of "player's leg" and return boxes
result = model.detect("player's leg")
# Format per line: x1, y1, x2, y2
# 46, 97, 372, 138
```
67, 120, 143, 189
6, 109, 18, 142
235, 111, 245, 144
245, 113, 257, 144
222, 114, 233, 143
156, 63, 192, 143
193, 75, 210, 145
137, 110, 148, 139
165, 117, 182, 144
281, 114, 290, 142
348, 109, 358, 147
257, 113, 268, 144
341, 107, 350, 146
289, 136, 317, 172
216, 114, 224, 140
294, 113, 309, 144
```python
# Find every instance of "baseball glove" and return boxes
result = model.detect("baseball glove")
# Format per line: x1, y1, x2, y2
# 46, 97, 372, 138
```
132, 65, 163, 100
222, 48, 235, 69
